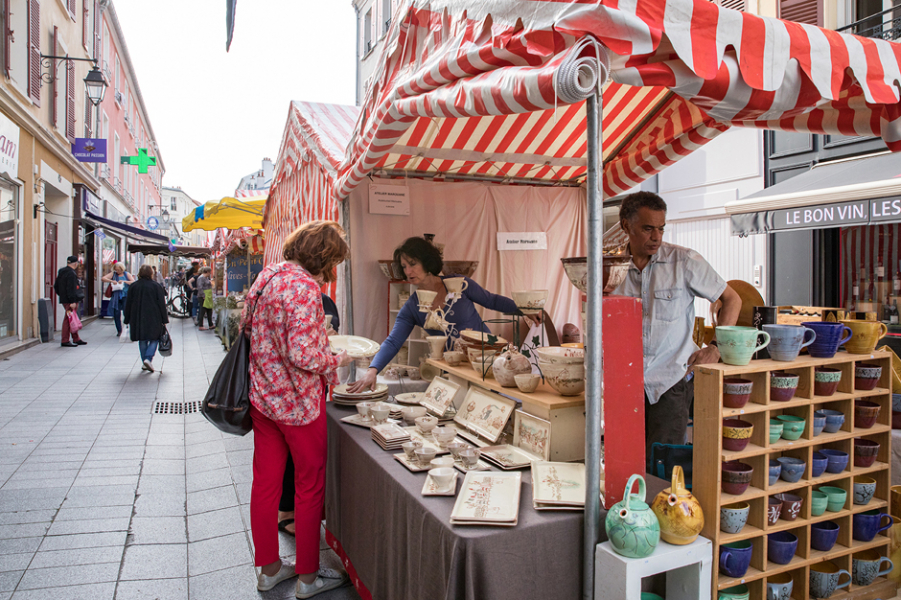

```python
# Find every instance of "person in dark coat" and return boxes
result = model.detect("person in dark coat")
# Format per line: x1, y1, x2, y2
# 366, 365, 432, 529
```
53, 256, 85, 347
123, 265, 169, 373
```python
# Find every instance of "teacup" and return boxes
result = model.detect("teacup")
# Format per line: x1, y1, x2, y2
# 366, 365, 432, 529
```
426, 335, 448, 360
809, 562, 851, 598
766, 572, 793, 600
415, 416, 438, 434
446, 441, 467, 459
401, 406, 427, 425
718, 584, 749, 600
356, 401, 374, 421
840, 319, 889, 354
854, 476, 877, 505
803, 321, 853, 359
853, 509, 894, 541
444, 277, 468, 295
459, 448, 481, 469
370, 403, 390, 424
775, 493, 803, 521
762, 324, 816, 362
432, 426, 456, 446
414, 447, 437, 466
715, 326, 771, 366
851, 549, 893, 586
444, 350, 465, 366
430, 456, 455, 469
416, 289, 437, 312
401, 441, 419, 460
428, 467, 456, 490
814, 367, 842, 397
720, 502, 750, 534
514, 373, 540, 393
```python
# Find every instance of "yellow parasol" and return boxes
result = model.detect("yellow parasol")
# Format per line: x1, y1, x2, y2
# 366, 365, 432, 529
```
182, 196, 267, 232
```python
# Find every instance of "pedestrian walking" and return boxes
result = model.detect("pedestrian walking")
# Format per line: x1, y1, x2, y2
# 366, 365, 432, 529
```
184, 261, 200, 319
194, 266, 214, 330
102, 263, 134, 336
152, 266, 165, 287
54, 256, 86, 347
123, 265, 169, 373
244, 220, 352, 598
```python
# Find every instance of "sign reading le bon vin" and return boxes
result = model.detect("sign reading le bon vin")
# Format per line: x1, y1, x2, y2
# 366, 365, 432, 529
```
772, 197, 901, 231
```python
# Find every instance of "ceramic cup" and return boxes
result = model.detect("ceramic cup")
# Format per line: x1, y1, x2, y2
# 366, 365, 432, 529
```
720, 502, 750, 534
840, 320, 889, 354
514, 373, 540, 393
444, 277, 469, 295
414, 447, 437, 466
812, 412, 827, 437
719, 540, 753, 578
723, 419, 754, 451
722, 461, 754, 495
814, 367, 842, 397
401, 441, 419, 461
819, 449, 849, 473
851, 550, 894, 586
723, 378, 754, 408
716, 326, 771, 366
854, 400, 881, 430
356, 401, 374, 422
769, 371, 799, 402
811, 451, 829, 477
766, 572, 793, 600
426, 335, 448, 360
718, 584, 750, 600
370, 403, 390, 424
768, 531, 798, 565
854, 437, 880, 467
819, 486, 847, 512
769, 420, 783, 444
428, 467, 455, 490
803, 321, 853, 359
445, 441, 467, 460
430, 456, 455, 469
852, 509, 894, 542
444, 350, 465, 366
776, 493, 803, 521
811, 490, 829, 516
767, 496, 783, 525
777, 457, 805, 483
854, 476, 877, 505
809, 561, 851, 598
776, 415, 805, 441
811, 521, 841, 552
415, 416, 438, 434
768, 460, 782, 485
819, 409, 845, 434
762, 324, 816, 362
432, 426, 456, 447
855, 363, 883, 391
401, 405, 427, 425
459, 448, 481, 469
416, 289, 437, 312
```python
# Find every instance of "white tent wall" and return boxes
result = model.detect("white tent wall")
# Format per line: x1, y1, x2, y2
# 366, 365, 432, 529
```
346, 177, 586, 346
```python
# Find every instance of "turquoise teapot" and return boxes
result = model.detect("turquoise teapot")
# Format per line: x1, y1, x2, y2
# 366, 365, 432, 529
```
605, 474, 661, 558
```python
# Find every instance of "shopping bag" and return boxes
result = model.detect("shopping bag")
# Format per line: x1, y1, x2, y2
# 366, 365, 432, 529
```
119, 325, 131, 343
104, 284, 113, 298
158, 328, 172, 357
68, 311, 83, 333
202, 329, 252, 436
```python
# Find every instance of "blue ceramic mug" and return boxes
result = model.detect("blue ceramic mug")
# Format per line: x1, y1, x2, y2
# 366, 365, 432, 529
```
720, 540, 753, 578
810, 562, 851, 598
852, 550, 894, 586
768, 531, 798, 565
853, 510, 894, 542
762, 324, 816, 362
802, 321, 853, 359
811, 521, 840, 552
767, 572, 793, 600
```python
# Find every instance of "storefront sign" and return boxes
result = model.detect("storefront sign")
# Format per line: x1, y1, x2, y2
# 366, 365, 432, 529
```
93, 230, 106, 240
146, 216, 159, 231
869, 197, 901, 222
71, 138, 107, 163
82, 189, 102, 214
772, 200, 871, 231
227, 253, 264, 292
369, 184, 410, 216
496, 232, 548, 251
0, 111, 20, 178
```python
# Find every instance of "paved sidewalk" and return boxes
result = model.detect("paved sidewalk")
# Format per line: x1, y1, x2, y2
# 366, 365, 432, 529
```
0, 317, 359, 600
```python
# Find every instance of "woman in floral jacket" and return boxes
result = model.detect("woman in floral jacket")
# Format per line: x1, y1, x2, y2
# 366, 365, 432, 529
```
243, 220, 352, 598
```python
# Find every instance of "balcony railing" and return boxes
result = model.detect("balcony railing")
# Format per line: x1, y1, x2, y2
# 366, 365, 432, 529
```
838, 6, 901, 41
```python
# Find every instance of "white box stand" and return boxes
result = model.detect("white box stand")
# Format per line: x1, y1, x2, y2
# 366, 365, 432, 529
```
595, 537, 713, 600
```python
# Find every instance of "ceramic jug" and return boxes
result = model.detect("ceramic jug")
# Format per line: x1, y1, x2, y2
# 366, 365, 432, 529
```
605, 474, 660, 558
492, 346, 532, 387
651, 466, 704, 545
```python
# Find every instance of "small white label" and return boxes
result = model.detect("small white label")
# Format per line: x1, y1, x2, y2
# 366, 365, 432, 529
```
853, 285, 860, 296
369, 184, 410, 216
497, 232, 548, 251
894, 279, 900, 291
877, 266, 885, 277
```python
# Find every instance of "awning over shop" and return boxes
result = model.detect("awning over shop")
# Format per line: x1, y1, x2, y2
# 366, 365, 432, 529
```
83, 210, 169, 244
182, 196, 266, 232
729, 153, 901, 234
126, 244, 212, 258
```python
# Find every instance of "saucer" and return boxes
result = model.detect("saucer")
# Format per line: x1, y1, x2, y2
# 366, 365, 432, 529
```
422, 473, 458, 496
454, 459, 492, 473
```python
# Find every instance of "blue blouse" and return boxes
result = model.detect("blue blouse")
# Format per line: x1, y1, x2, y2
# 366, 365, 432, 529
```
369, 275, 519, 372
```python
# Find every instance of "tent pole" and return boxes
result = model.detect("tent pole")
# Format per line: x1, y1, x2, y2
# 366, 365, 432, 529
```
342, 199, 356, 381
583, 91, 604, 600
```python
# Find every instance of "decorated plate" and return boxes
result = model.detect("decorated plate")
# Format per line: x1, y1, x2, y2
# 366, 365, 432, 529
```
329, 335, 381, 358
394, 392, 425, 405
332, 383, 388, 398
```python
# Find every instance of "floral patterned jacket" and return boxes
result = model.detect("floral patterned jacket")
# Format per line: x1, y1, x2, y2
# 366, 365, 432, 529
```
242, 262, 340, 426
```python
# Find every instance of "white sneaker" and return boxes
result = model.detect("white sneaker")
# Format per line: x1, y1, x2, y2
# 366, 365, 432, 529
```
295, 568, 349, 598
143, 359, 154, 373
257, 561, 297, 591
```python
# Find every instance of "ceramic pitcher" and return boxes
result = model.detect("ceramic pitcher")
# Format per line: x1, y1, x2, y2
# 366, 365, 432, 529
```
605, 474, 660, 558
651, 465, 704, 545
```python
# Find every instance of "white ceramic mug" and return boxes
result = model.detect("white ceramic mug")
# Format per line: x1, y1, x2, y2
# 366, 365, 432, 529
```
444, 277, 468, 294
424, 309, 447, 331
416, 289, 437, 312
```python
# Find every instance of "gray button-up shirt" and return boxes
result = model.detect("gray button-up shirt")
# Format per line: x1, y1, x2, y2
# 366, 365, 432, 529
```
613, 242, 726, 404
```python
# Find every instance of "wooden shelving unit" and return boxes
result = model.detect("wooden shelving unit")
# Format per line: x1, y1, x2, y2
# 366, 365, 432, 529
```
694, 350, 896, 600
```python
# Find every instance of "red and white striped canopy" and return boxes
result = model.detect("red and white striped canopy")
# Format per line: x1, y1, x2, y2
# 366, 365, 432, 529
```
336, 0, 901, 199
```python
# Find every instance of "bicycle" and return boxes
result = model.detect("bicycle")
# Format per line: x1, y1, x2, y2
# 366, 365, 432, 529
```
166, 284, 191, 318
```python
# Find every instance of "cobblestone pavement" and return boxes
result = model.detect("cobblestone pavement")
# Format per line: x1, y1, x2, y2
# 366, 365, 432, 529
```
0, 317, 359, 600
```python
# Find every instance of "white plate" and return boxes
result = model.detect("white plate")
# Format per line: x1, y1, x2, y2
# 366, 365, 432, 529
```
450, 471, 521, 524
422, 472, 458, 496
420, 377, 461, 417
480, 445, 542, 470
332, 383, 388, 398
531, 462, 586, 506
394, 392, 425, 405
329, 335, 381, 358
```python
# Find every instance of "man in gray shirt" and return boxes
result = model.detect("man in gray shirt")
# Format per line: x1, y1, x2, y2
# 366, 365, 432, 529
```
614, 192, 741, 465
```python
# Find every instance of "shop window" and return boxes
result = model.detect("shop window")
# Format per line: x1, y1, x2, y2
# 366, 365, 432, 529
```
840, 224, 900, 320
0, 180, 17, 342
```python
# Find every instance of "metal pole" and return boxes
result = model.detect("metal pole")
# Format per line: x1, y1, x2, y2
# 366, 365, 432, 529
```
583, 91, 604, 600
341, 199, 356, 381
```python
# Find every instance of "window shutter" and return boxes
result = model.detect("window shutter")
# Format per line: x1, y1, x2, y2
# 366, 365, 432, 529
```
93, 0, 100, 59
83, 91, 91, 137
51, 26, 57, 125
67, 0, 74, 17
27, 0, 40, 106
66, 56, 75, 142
719, 0, 746, 10
779, 0, 823, 26
3, 0, 10, 77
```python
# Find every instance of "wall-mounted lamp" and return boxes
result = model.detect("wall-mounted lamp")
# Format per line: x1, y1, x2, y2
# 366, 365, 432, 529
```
39, 55, 109, 106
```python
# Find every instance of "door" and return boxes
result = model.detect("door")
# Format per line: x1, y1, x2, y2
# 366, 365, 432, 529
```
44, 221, 58, 329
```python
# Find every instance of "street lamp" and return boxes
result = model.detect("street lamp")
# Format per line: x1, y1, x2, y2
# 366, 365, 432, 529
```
40, 56, 109, 106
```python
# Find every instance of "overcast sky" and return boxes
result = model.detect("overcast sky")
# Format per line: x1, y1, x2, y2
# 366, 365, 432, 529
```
114, 0, 357, 202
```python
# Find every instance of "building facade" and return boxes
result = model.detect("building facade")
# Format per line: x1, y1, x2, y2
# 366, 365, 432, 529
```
235, 157, 272, 194
161, 186, 205, 248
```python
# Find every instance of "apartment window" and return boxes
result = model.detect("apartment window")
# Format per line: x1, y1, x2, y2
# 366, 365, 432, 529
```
381, 0, 391, 34
363, 9, 372, 54
170, 196, 177, 211
114, 133, 120, 183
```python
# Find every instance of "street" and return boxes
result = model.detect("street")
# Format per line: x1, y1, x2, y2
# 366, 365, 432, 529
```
0, 317, 358, 600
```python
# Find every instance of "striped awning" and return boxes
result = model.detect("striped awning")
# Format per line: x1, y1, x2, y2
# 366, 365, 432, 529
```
337, 0, 901, 199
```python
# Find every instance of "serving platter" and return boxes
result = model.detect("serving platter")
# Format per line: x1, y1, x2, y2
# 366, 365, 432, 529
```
393, 453, 433, 473
531, 462, 586, 508
340, 414, 400, 428
512, 410, 551, 461
419, 377, 460, 417
450, 471, 521, 526
329, 335, 381, 358
453, 387, 516, 444
480, 445, 542, 470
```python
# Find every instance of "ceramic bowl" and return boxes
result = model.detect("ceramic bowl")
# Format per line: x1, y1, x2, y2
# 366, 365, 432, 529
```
466, 347, 497, 364
356, 401, 374, 421
720, 502, 751, 534
370, 403, 391, 423
534, 346, 584, 365
854, 400, 881, 429
722, 461, 753, 495
770, 371, 799, 403
428, 467, 456, 489
893, 410, 901, 430
723, 419, 754, 451
855, 363, 882, 391
814, 367, 842, 396
540, 362, 585, 396
432, 427, 457, 446
769, 459, 782, 485
812, 411, 827, 436
776, 415, 806, 441
514, 373, 540, 393
811, 451, 829, 477
723, 378, 754, 408
767, 496, 783, 525
775, 493, 803, 521
401, 406, 427, 424
414, 447, 437, 466
470, 357, 494, 378
811, 490, 829, 516
415, 416, 438, 434
819, 449, 849, 473
854, 438, 880, 468
854, 476, 877, 505
561, 255, 631, 294
819, 408, 845, 433
769, 420, 784, 444
430, 456, 455, 469
818, 485, 847, 512
458, 448, 481, 469
512, 290, 548, 313
768, 530, 799, 564
444, 350, 465, 366
445, 441, 467, 460
777, 456, 806, 483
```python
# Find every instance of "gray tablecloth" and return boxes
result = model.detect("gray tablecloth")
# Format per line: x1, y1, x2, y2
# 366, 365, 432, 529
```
324, 403, 666, 600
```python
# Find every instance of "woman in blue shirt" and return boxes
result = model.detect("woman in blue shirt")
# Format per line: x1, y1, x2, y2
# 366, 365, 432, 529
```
348, 237, 525, 393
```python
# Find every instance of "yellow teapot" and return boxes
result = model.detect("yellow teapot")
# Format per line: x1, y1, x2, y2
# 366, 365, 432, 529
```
650, 466, 704, 545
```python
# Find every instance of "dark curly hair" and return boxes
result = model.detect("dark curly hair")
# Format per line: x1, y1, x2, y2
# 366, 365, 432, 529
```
393, 237, 443, 278
619, 191, 668, 223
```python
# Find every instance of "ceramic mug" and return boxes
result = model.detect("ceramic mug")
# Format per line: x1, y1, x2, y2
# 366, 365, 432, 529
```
854, 476, 877, 505
768, 531, 798, 565
766, 572, 793, 600
802, 321, 853, 359
718, 584, 749, 600
851, 549, 894, 586
840, 319, 889, 354
811, 521, 840, 552
809, 561, 851, 598
853, 509, 894, 542
444, 277, 468, 294
719, 540, 753, 578
716, 326, 771, 366
720, 502, 750, 534
762, 324, 816, 362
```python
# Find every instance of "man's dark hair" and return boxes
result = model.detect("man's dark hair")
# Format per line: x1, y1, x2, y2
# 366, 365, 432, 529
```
393, 237, 443, 277
619, 191, 667, 223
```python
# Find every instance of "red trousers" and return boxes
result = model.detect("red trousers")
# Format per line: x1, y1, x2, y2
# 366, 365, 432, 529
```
60, 304, 81, 343
250, 391, 327, 574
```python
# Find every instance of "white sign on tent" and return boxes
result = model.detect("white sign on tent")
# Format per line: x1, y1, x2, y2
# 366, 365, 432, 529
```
369, 184, 410, 216
497, 232, 547, 251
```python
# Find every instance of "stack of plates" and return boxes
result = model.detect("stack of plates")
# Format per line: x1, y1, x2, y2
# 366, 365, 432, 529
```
382, 402, 404, 420
480, 445, 542, 470
394, 392, 424, 406
331, 383, 389, 406
371, 423, 411, 451
531, 462, 586, 511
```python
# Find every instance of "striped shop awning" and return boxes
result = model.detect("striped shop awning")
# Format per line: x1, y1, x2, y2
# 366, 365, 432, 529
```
336, 0, 901, 200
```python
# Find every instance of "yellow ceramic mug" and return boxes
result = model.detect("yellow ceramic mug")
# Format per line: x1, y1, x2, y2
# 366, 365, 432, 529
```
840, 320, 888, 354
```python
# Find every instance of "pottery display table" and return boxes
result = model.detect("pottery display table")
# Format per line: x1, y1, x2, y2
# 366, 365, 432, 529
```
594, 537, 713, 600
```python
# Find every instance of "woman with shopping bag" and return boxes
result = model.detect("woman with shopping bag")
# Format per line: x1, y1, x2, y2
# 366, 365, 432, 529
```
123, 265, 169, 373
102, 263, 135, 336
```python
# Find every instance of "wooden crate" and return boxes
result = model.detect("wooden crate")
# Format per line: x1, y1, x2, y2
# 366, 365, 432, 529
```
694, 350, 896, 600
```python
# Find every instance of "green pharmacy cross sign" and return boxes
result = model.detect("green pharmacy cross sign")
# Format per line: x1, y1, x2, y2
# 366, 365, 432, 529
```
120, 148, 157, 174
